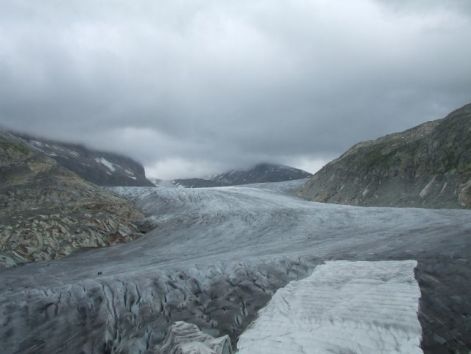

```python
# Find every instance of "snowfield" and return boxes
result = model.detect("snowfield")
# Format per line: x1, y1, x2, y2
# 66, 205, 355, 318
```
0, 182, 470, 353
95, 157, 117, 172
237, 260, 423, 354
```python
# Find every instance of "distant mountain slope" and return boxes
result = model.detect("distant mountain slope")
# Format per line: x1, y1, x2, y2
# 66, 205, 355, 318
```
173, 177, 224, 188
299, 103, 471, 208
174, 163, 312, 188
13, 133, 154, 186
0, 132, 146, 269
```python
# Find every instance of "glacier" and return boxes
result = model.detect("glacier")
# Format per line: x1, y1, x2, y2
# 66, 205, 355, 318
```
237, 260, 423, 354
0, 181, 470, 353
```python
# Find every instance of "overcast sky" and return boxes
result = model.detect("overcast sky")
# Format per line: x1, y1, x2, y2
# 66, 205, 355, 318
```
1, 0, 471, 179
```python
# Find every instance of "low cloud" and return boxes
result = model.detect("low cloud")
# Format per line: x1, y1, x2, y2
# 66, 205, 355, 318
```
1, 0, 470, 178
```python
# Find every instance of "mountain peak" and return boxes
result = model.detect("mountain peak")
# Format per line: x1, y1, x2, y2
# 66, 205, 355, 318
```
174, 162, 312, 188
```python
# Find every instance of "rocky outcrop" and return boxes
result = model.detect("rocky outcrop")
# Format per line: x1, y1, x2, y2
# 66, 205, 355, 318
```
299, 103, 471, 208
156, 321, 233, 354
0, 132, 146, 269
14, 132, 154, 186
174, 163, 311, 188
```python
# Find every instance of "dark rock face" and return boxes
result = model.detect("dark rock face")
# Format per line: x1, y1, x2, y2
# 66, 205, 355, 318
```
415, 256, 471, 354
0, 132, 146, 268
299, 103, 471, 208
14, 132, 154, 186
174, 163, 312, 188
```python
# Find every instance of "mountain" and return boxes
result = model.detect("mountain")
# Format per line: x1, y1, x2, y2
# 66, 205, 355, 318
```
13, 132, 154, 186
173, 177, 223, 188
0, 131, 147, 269
299, 103, 471, 208
174, 163, 312, 188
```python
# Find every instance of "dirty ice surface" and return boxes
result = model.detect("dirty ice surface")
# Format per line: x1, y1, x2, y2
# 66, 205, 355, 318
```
1, 181, 470, 354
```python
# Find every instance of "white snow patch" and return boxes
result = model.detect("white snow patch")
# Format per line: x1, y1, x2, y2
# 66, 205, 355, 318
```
30, 140, 43, 147
440, 182, 448, 194
237, 260, 423, 354
419, 176, 436, 198
95, 157, 116, 172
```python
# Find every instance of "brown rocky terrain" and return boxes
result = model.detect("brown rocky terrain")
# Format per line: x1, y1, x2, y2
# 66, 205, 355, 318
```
0, 131, 147, 269
299, 103, 471, 208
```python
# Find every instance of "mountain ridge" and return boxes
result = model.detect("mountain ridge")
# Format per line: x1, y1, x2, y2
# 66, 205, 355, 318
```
174, 162, 312, 188
298, 103, 471, 208
10, 131, 154, 186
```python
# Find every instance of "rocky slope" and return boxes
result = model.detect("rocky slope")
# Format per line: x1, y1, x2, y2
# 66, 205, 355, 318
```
299, 103, 471, 208
174, 163, 311, 188
14, 132, 154, 186
0, 132, 146, 269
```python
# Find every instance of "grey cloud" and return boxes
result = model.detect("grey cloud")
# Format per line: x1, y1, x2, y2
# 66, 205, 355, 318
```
1, 0, 471, 178
376, 0, 471, 16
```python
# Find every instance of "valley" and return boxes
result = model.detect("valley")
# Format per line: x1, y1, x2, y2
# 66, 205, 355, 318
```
1, 180, 470, 353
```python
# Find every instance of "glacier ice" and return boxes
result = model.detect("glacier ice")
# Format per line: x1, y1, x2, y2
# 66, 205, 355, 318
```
156, 321, 232, 354
237, 260, 423, 354
0, 182, 469, 353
